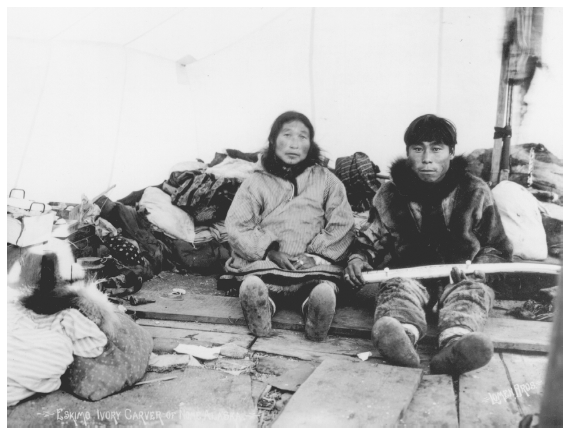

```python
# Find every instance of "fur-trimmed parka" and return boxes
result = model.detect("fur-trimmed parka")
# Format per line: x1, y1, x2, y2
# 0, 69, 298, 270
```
349, 156, 513, 268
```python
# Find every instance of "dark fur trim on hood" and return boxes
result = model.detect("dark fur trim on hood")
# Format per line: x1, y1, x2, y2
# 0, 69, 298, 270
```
389, 155, 470, 202
19, 253, 119, 337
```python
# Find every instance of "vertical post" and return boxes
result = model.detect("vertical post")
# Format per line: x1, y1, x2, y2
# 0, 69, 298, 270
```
539, 271, 563, 427
498, 81, 514, 182
489, 8, 513, 186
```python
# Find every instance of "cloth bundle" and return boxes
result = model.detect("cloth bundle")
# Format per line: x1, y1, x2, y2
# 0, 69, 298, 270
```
335, 152, 382, 212
63, 312, 153, 401
165, 172, 241, 224
492, 181, 547, 261
139, 187, 195, 244
7, 293, 107, 406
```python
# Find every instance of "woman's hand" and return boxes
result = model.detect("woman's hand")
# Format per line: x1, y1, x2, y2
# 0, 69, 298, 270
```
343, 258, 373, 287
292, 254, 317, 270
267, 250, 297, 270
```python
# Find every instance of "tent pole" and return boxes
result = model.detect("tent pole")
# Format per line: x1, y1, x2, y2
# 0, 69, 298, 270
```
489, 8, 513, 187
498, 80, 514, 182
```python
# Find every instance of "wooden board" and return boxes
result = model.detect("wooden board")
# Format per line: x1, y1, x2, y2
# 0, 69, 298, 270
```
140, 272, 224, 296
127, 294, 246, 326
252, 327, 436, 375
256, 357, 318, 376
256, 357, 318, 392
136, 319, 251, 335
501, 352, 548, 416
251, 328, 379, 361
483, 318, 551, 353
458, 354, 522, 428
130, 297, 373, 338
141, 325, 255, 349
272, 358, 422, 428
129, 295, 551, 353
8, 368, 257, 428
399, 375, 458, 428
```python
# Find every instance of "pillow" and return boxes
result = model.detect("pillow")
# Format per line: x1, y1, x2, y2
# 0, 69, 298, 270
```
492, 181, 547, 260
62, 313, 153, 401
139, 187, 195, 243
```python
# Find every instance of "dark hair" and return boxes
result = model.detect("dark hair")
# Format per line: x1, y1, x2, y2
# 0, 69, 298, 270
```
264, 111, 322, 166
404, 114, 457, 152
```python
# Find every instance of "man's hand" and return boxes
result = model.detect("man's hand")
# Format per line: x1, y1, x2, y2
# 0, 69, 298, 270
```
292, 254, 317, 270
267, 250, 297, 270
450, 266, 486, 284
343, 258, 373, 287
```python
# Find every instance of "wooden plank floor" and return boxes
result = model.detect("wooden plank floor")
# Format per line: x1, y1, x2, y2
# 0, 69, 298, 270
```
399, 375, 458, 428
500, 353, 548, 416
127, 292, 552, 353
272, 359, 423, 428
129, 274, 551, 427
8, 368, 257, 428
133, 316, 549, 428
9, 273, 553, 428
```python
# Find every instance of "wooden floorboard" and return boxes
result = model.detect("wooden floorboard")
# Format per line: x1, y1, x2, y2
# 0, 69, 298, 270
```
482, 318, 551, 353
136, 319, 251, 335
500, 352, 548, 417
256, 357, 318, 392
251, 328, 379, 362
128, 294, 246, 326
458, 354, 522, 427
7, 368, 257, 428
128, 294, 552, 352
272, 358, 423, 428
250, 328, 436, 375
399, 375, 458, 428
141, 325, 255, 349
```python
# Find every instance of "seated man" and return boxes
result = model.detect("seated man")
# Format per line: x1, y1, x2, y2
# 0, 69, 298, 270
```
344, 114, 512, 375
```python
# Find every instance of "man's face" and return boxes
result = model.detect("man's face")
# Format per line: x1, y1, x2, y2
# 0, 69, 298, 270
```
407, 141, 454, 183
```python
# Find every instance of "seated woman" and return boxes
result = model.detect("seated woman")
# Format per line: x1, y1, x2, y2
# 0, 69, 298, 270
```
225, 111, 354, 341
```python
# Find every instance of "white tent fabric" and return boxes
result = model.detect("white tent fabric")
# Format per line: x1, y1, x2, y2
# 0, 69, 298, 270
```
7, 7, 563, 204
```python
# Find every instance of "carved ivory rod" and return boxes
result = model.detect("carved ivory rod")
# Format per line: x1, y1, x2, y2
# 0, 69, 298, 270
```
362, 261, 561, 284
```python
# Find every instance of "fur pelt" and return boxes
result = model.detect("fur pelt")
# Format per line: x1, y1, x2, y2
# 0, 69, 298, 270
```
17, 246, 118, 338
361, 155, 513, 268
390, 155, 470, 201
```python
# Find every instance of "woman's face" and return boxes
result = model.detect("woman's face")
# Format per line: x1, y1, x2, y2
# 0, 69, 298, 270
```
275, 120, 311, 165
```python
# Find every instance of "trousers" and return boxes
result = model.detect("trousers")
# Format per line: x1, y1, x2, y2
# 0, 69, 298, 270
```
374, 276, 494, 343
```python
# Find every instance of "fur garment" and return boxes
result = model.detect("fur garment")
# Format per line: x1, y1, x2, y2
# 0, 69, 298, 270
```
353, 156, 513, 268
16, 240, 118, 338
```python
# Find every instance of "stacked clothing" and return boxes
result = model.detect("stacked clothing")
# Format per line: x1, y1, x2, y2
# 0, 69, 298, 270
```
108, 152, 258, 275
335, 152, 382, 212
7, 246, 153, 406
194, 221, 228, 244
164, 172, 241, 224
7, 292, 107, 406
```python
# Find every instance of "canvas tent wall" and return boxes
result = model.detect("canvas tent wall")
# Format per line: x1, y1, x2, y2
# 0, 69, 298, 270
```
7, 7, 562, 204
